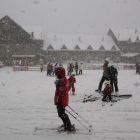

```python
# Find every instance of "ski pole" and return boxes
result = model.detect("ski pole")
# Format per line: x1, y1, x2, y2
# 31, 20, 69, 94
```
68, 106, 92, 127
65, 108, 91, 132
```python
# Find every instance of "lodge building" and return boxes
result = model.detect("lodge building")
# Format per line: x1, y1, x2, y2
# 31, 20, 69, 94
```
0, 15, 140, 65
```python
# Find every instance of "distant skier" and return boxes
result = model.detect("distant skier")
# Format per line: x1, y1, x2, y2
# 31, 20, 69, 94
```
75, 62, 78, 75
67, 62, 72, 76
95, 59, 110, 93
59, 61, 63, 66
40, 64, 43, 73
47, 62, 51, 76
50, 63, 54, 76
79, 62, 83, 75
108, 64, 119, 96
102, 81, 113, 102
54, 67, 76, 132
68, 72, 76, 95
135, 61, 140, 74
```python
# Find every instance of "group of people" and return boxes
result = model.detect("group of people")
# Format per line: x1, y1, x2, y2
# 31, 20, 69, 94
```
46, 62, 63, 76
67, 62, 83, 76
96, 59, 119, 102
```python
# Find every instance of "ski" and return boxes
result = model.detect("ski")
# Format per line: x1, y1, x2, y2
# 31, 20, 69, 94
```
111, 94, 132, 97
35, 127, 93, 135
83, 96, 101, 103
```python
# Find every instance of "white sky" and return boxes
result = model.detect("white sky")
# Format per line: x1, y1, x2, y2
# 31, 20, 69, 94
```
0, 0, 140, 36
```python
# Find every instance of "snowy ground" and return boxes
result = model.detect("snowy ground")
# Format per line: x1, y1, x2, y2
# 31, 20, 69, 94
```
0, 66, 140, 140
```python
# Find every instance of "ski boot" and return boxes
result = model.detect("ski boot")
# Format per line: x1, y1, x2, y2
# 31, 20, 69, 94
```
68, 124, 76, 133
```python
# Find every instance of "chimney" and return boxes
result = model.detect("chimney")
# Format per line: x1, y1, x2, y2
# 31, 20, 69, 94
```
79, 36, 81, 42
135, 28, 137, 33
31, 32, 34, 38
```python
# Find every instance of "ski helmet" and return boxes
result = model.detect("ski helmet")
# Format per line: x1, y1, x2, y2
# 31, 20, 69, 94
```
105, 58, 109, 63
71, 72, 76, 77
104, 81, 110, 86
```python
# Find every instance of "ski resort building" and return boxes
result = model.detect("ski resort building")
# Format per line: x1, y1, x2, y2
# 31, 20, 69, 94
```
44, 34, 121, 63
0, 15, 44, 65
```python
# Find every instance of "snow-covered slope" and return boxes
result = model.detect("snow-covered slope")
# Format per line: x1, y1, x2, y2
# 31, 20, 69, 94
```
0, 67, 140, 140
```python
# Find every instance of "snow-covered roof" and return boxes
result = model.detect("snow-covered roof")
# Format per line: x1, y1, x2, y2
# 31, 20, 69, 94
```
22, 26, 44, 40
44, 34, 120, 51
121, 53, 139, 57
111, 28, 140, 42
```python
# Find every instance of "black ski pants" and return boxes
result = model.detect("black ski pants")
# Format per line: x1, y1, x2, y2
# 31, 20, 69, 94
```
79, 70, 82, 74
98, 76, 109, 91
110, 78, 118, 92
57, 104, 71, 130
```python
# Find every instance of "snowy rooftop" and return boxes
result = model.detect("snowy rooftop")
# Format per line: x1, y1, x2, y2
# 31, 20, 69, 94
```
121, 53, 139, 57
22, 26, 44, 40
44, 34, 120, 51
111, 28, 140, 42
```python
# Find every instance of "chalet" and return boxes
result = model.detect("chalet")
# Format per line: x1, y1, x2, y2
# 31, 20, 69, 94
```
107, 28, 140, 63
44, 34, 120, 63
0, 15, 44, 65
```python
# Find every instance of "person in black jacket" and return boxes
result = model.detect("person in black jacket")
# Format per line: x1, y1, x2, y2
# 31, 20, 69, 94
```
108, 64, 119, 96
75, 62, 78, 75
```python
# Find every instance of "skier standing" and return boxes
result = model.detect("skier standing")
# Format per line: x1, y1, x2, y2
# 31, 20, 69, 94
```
135, 61, 140, 74
50, 63, 54, 76
40, 64, 43, 73
108, 64, 119, 96
96, 59, 110, 93
54, 66, 76, 132
102, 81, 113, 102
67, 62, 72, 76
68, 72, 76, 95
59, 61, 63, 66
47, 62, 51, 76
75, 62, 78, 75
79, 62, 83, 74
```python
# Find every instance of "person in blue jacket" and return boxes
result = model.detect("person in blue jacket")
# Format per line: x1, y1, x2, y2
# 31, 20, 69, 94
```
59, 61, 63, 66
108, 64, 119, 96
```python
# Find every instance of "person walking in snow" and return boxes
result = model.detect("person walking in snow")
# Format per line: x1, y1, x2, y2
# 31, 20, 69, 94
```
96, 59, 110, 93
79, 62, 83, 74
108, 64, 119, 96
54, 66, 76, 132
102, 81, 113, 102
68, 72, 76, 95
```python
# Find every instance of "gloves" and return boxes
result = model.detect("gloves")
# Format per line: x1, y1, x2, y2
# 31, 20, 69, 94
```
56, 99, 61, 106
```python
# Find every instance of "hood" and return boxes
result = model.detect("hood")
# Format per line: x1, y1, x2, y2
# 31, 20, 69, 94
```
55, 66, 66, 79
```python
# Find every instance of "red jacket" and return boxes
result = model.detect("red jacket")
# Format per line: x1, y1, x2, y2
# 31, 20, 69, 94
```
54, 67, 69, 107
103, 84, 113, 96
68, 76, 76, 85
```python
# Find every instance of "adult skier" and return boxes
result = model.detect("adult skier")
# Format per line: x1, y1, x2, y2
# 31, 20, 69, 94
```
79, 62, 83, 74
75, 62, 78, 75
135, 61, 140, 74
95, 59, 109, 93
108, 64, 119, 96
67, 62, 72, 76
40, 64, 43, 73
54, 67, 76, 132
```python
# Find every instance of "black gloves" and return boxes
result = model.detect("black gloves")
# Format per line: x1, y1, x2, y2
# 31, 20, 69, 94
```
56, 99, 61, 106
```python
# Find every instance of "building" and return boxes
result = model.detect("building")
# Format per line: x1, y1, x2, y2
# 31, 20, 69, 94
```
108, 28, 140, 63
0, 15, 44, 65
44, 34, 120, 63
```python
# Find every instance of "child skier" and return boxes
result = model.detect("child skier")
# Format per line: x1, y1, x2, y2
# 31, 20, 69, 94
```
54, 66, 76, 132
102, 81, 113, 102
68, 72, 76, 95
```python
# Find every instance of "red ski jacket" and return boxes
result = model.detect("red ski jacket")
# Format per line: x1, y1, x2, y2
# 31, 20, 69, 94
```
103, 84, 113, 96
68, 76, 76, 85
54, 67, 69, 107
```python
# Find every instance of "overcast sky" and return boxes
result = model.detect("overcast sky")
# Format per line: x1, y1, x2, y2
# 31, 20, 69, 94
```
0, 0, 140, 37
